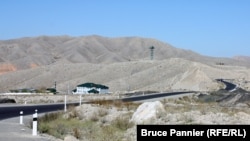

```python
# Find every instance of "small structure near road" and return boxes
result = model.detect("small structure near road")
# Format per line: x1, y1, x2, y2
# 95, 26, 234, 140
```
72, 82, 109, 94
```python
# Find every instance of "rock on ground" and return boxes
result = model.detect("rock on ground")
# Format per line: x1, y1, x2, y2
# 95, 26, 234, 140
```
64, 135, 79, 141
131, 101, 165, 124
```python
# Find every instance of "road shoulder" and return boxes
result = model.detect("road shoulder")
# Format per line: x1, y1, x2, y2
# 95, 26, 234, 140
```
0, 116, 62, 141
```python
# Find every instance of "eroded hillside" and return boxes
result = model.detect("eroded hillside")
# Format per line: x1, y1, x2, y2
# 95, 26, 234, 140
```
0, 35, 249, 93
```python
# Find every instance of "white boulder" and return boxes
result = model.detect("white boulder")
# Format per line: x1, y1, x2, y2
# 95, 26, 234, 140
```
131, 101, 165, 124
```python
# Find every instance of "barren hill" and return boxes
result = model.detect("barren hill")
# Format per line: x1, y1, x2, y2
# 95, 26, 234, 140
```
233, 56, 250, 63
1, 35, 248, 74
0, 35, 250, 93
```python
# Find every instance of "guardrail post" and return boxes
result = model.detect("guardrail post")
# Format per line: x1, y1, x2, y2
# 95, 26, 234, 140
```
32, 109, 38, 136
20, 111, 23, 124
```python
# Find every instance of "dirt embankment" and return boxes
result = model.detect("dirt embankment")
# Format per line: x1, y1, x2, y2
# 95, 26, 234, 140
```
198, 88, 250, 107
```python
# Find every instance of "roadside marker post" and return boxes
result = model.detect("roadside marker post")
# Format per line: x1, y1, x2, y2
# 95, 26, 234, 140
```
32, 109, 38, 136
20, 111, 23, 124
79, 94, 82, 106
64, 95, 67, 112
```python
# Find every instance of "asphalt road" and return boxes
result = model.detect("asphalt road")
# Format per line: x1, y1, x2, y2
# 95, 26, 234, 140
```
0, 91, 195, 140
121, 91, 194, 102
0, 79, 237, 121
0, 91, 195, 120
0, 102, 79, 120
217, 79, 237, 91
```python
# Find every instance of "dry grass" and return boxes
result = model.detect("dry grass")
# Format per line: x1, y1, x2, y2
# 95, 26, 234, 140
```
89, 99, 140, 111
158, 95, 250, 125
36, 102, 136, 140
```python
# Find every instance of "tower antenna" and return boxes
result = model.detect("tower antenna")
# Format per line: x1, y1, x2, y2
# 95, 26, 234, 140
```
149, 46, 155, 60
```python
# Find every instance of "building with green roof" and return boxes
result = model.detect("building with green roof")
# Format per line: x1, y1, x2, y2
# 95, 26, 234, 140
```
72, 82, 109, 94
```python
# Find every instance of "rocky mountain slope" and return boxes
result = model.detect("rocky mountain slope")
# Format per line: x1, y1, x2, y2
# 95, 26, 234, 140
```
233, 56, 250, 63
0, 35, 249, 93
1, 35, 249, 74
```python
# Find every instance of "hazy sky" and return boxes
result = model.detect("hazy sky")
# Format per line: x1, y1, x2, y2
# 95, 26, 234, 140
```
1, 0, 249, 57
